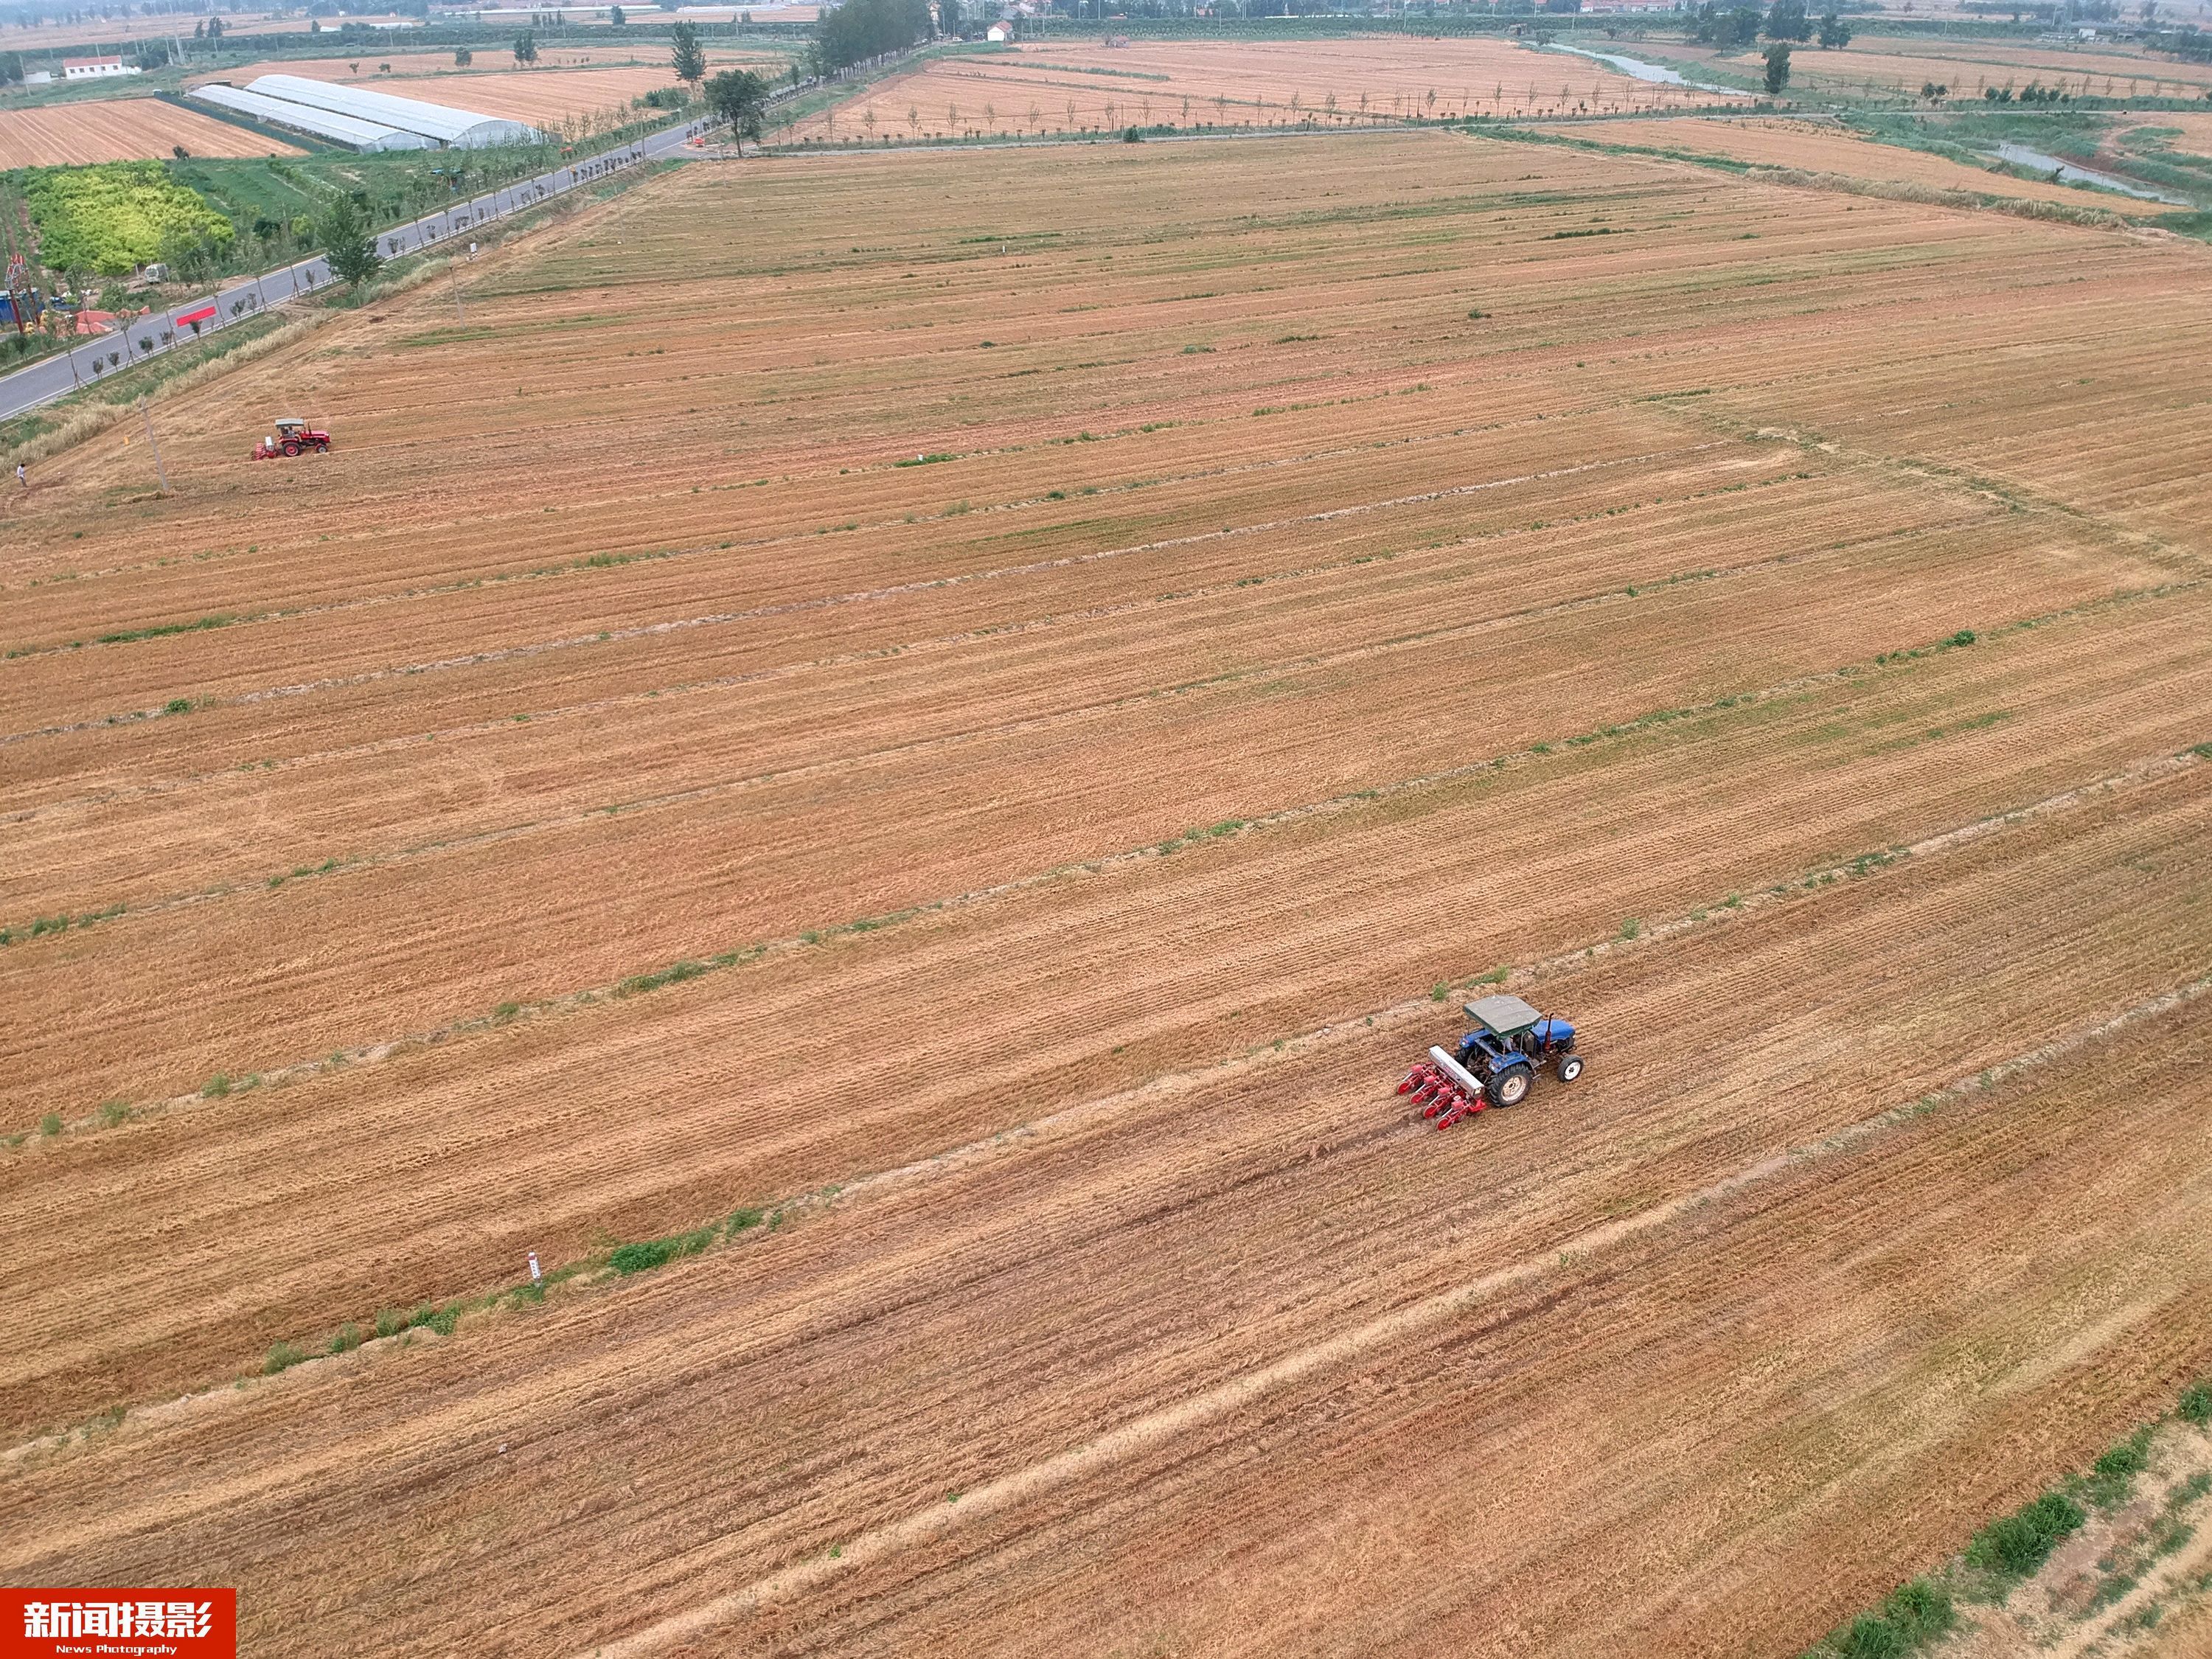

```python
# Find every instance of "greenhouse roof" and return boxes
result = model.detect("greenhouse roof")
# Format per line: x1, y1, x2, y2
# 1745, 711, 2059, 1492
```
246, 74, 542, 147
192, 83, 432, 151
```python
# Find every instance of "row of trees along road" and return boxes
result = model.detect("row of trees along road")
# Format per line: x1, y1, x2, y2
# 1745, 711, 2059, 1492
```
811, 0, 933, 75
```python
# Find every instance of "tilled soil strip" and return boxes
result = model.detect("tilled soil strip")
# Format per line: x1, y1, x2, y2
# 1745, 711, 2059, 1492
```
0, 459, 1837, 832
5, 742, 2193, 1465
1, 440, 1737, 746
0, 504, 1982, 940
12, 613, 2184, 1144
579, 967, 2212, 1657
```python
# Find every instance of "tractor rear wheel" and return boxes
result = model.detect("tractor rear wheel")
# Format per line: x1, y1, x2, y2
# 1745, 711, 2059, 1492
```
1559, 1055, 1585, 1083
282, 442, 301, 456
1492, 1065, 1534, 1107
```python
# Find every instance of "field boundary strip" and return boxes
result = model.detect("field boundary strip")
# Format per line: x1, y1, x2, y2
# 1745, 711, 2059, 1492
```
4, 740, 2198, 1467
575, 966, 2212, 1658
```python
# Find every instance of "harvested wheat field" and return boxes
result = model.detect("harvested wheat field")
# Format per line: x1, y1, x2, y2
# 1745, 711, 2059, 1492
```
782, 36, 1735, 140
2140, 111, 2212, 159
4, 128, 2212, 1656
382, 65, 700, 126
0, 96, 302, 167
186, 46, 783, 88
1554, 113, 2185, 211
1697, 34, 2212, 98
0, 13, 279, 48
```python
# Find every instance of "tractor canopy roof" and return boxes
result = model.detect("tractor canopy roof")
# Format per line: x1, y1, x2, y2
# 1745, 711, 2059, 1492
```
1464, 993, 1544, 1035
274, 417, 308, 430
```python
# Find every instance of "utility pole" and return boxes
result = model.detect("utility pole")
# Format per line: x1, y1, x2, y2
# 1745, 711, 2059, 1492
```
136, 396, 169, 494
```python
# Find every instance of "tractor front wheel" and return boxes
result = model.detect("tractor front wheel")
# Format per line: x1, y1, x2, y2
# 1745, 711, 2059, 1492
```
1559, 1055, 1585, 1083
1492, 1065, 1534, 1107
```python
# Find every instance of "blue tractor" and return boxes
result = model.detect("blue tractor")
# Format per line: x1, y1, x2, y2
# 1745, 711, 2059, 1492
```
1399, 992, 1583, 1126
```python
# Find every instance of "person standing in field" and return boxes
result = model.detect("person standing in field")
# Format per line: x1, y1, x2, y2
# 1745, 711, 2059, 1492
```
15, 463, 24, 488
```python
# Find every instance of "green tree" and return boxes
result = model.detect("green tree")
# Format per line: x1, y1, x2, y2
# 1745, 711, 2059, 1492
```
512, 30, 538, 65
939, 0, 964, 31
1816, 10, 1851, 44
454, 45, 473, 64
706, 66, 769, 142
206, 14, 224, 38
1762, 40, 1792, 93
670, 20, 706, 86
1765, 0, 1811, 37
810, 0, 931, 74
1693, 2, 1763, 44
316, 195, 382, 288
610, 3, 626, 21
0, 52, 21, 84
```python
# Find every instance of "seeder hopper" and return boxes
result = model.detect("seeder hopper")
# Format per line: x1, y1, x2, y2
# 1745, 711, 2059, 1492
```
1398, 992, 1585, 1128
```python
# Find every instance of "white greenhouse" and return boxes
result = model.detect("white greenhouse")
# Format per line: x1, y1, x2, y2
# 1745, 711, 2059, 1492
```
191, 83, 434, 151
246, 74, 543, 147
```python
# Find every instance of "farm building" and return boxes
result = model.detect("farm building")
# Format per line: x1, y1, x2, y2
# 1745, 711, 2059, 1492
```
62, 56, 142, 79
245, 73, 541, 147
987, 18, 1015, 40
190, 82, 434, 150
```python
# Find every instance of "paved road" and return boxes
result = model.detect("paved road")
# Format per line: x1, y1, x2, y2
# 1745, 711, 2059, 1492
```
0, 113, 713, 425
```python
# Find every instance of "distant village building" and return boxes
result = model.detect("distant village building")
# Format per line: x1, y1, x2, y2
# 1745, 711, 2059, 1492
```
63, 55, 142, 79
987, 18, 1015, 39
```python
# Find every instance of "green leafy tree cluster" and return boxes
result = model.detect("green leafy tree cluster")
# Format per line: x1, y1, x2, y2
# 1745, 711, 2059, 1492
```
1765, 0, 1812, 39
1693, 2, 1763, 44
810, 0, 932, 77
707, 67, 770, 142
21, 163, 234, 278
1816, 10, 1851, 44
513, 30, 538, 65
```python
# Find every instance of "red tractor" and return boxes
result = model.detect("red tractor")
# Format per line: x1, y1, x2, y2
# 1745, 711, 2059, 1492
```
253, 417, 332, 459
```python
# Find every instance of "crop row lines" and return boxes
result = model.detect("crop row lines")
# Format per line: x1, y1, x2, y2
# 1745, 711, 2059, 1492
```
1, 388, 1649, 653
3, 435, 1745, 748
6, 589, 2185, 1148
577, 965, 2212, 1657
0, 460, 1843, 834
0, 480, 1933, 950
15, 797, 2204, 1504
